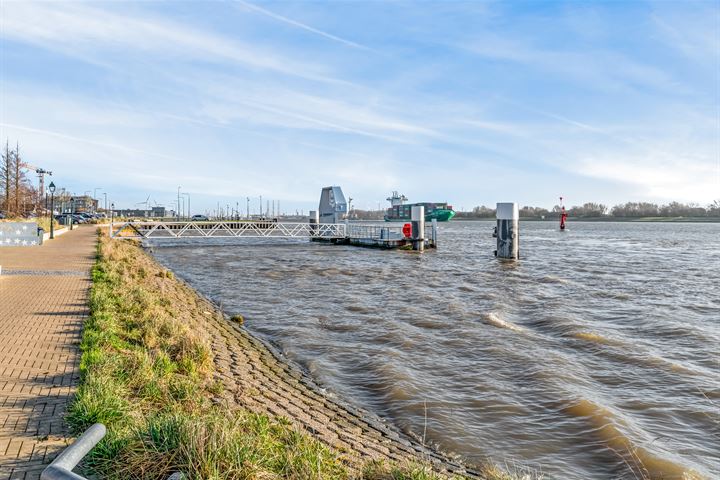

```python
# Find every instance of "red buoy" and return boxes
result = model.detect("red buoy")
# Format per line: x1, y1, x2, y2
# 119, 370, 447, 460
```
402, 223, 412, 238
559, 196, 567, 230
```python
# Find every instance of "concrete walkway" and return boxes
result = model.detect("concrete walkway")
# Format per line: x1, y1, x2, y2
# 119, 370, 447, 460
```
0, 227, 96, 480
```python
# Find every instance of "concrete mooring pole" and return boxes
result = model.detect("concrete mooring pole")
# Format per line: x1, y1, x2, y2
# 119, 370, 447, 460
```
309, 210, 318, 235
411, 205, 425, 251
496, 202, 519, 260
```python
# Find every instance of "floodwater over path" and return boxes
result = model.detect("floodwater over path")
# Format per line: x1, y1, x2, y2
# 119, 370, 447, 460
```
150, 221, 720, 479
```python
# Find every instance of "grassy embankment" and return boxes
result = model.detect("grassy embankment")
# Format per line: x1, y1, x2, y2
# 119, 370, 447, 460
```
69, 231, 527, 479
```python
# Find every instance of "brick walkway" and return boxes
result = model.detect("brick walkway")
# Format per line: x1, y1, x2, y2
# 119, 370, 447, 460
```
0, 227, 96, 480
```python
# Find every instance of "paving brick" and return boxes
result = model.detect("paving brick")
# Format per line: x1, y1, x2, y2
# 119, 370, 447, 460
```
0, 227, 94, 479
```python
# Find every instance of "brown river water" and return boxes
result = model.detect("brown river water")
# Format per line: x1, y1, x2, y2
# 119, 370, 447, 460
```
149, 221, 720, 479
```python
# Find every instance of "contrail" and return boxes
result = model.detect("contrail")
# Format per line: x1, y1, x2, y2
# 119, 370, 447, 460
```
234, 0, 371, 51
497, 96, 645, 147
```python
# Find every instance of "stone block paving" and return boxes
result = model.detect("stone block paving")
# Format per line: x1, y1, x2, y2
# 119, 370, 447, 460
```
0, 227, 96, 480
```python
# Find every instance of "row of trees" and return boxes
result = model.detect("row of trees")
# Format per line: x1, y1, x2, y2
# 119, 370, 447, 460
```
1, 142, 38, 217
455, 201, 720, 219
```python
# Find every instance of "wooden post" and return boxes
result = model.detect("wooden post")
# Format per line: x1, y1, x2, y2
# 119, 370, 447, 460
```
496, 202, 519, 260
411, 205, 425, 251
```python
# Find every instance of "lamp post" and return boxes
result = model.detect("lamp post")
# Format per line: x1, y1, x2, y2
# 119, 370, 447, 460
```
49, 182, 56, 239
94, 187, 102, 213
110, 202, 115, 231
177, 186, 181, 219
69, 197, 74, 230
182, 192, 190, 219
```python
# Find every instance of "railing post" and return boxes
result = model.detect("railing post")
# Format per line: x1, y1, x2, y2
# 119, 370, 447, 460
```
431, 218, 438, 247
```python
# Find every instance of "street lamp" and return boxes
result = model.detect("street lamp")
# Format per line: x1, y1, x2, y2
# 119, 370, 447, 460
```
177, 186, 181, 219
111, 202, 115, 229
182, 192, 190, 218
48, 182, 56, 239
94, 187, 102, 213
69, 197, 74, 230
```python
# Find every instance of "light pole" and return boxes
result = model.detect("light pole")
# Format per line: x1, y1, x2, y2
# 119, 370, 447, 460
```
69, 197, 74, 230
177, 186, 181, 219
48, 182, 56, 239
246, 197, 250, 219
182, 192, 190, 218
94, 187, 102, 213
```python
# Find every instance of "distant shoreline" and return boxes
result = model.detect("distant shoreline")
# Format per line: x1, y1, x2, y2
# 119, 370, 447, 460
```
453, 216, 720, 223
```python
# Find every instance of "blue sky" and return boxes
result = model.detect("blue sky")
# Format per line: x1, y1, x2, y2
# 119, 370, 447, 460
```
1, 0, 718, 214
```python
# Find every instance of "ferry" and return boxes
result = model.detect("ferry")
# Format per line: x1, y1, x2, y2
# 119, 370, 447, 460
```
383, 191, 456, 222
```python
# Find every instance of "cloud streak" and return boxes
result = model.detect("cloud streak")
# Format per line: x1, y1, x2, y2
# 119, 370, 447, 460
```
234, 0, 372, 51
1, 2, 342, 84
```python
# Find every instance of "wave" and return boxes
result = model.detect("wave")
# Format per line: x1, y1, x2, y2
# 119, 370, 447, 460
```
481, 312, 526, 333
538, 275, 571, 285
564, 399, 704, 480
571, 331, 622, 346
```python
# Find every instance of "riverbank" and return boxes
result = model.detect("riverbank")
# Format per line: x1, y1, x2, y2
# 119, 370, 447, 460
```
71, 231, 527, 479
453, 216, 720, 222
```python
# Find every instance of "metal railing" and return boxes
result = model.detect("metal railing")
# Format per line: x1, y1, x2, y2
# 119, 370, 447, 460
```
346, 223, 436, 241
346, 224, 404, 240
41, 424, 106, 480
42, 423, 185, 480
109, 221, 347, 239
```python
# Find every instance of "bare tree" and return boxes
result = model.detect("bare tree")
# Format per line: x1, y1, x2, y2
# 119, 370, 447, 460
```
1, 140, 14, 215
0, 140, 33, 216
14, 142, 21, 214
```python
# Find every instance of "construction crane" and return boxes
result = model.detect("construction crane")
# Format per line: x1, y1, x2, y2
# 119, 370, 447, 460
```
20, 162, 52, 202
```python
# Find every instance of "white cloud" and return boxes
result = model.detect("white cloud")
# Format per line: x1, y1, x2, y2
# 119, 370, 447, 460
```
1, 1, 340, 84
463, 33, 683, 94
573, 153, 719, 203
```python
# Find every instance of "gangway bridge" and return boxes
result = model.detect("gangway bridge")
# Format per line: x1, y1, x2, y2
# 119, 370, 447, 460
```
109, 186, 437, 250
110, 219, 346, 239
109, 219, 437, 249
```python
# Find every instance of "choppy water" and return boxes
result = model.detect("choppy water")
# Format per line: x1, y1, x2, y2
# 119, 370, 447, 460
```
150, 221, 720, 479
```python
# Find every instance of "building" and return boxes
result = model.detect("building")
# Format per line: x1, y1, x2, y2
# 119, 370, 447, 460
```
70, 195, 98, 213
112, 206, 166, 218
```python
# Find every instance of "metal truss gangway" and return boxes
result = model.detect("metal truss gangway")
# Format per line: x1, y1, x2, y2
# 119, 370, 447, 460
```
109, 220, 347, 240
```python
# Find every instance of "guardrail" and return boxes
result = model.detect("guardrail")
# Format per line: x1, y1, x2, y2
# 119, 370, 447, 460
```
41, 424, 106, 480
41, 424, 186, 480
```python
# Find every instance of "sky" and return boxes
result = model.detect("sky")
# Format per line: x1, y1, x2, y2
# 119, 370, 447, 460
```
1, 0, 718, 214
